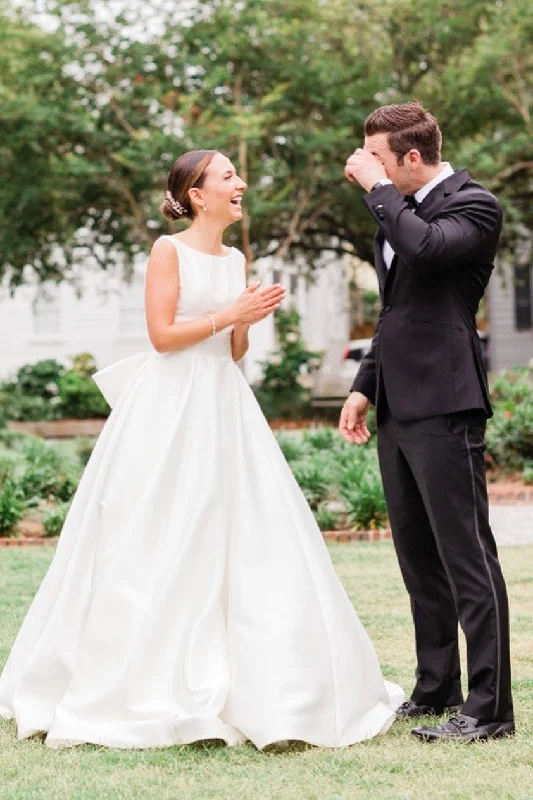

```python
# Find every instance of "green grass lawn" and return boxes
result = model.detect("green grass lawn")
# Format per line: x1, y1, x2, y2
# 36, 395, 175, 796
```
1, 543, 533, 800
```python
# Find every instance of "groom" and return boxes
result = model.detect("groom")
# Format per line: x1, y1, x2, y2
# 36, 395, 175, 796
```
339, 102, 514, 741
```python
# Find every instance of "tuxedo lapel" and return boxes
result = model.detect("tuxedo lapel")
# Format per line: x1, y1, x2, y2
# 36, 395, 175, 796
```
374, 230, 388, 295
372, 170, 472, 297
416, 169, 471, 222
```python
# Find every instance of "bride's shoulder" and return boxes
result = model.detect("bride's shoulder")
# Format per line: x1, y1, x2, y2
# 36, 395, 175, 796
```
153, 235, 179, 252
147, 237, 180, 275
230, 247, 246, 264
149, 236, 180, 260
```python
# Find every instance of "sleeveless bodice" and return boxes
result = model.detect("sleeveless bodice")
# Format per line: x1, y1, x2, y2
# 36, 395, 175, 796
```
161, 236, 246, 358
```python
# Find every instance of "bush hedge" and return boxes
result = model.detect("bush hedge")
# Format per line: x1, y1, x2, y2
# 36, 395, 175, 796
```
486, 368, 533, 480
276, 428, 387, 531
0, 354, 109, 424
0, 432, 85, 537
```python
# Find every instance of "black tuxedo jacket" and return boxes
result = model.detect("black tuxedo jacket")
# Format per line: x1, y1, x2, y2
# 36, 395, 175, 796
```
351, 169, 502, 421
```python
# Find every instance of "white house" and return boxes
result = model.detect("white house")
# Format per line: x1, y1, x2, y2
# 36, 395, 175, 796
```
488, 261, 533, 372
3, 247, 530, 392
0, 253, 353, 388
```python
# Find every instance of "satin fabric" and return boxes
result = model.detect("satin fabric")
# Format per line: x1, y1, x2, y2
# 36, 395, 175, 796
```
0, 237, 403, 749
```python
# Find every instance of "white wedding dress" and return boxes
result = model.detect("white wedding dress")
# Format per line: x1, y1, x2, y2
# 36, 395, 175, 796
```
0, 237, 403, 749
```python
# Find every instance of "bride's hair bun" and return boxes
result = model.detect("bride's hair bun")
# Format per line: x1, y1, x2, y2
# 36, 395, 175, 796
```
161, 150, 218, 221
161, 191, 186, 220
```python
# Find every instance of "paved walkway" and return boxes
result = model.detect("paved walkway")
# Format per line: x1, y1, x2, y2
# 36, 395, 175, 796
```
490, 504, 533, 546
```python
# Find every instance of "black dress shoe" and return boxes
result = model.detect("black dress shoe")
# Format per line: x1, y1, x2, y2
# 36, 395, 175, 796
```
412, 713, 515, 742
396, 699, 462, 719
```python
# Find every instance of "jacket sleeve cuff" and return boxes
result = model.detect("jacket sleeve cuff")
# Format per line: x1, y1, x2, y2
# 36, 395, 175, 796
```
351, 372, 376, 405
362, 183, 404, 226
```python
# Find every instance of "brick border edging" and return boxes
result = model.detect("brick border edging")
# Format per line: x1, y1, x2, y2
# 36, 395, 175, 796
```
322, 529, 392, 542
0, 537, 58, 547
0, 532, 392, 547
487, 487, 533, 504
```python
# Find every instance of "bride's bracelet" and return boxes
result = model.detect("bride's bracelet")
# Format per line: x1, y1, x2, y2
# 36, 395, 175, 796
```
204, 313, 217, 336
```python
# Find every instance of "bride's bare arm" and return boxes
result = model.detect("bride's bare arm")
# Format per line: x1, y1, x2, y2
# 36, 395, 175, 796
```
231, 321, 250, 361
145, 239, 284, 354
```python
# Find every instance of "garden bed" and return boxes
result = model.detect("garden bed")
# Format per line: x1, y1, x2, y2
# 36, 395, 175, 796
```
7, 419, 106, 438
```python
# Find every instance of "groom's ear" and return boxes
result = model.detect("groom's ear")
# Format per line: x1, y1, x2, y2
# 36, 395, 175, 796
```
406, 149, 423, 169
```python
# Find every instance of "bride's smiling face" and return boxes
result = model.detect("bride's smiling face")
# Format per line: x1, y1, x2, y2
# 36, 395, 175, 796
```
190, 153, 247, 224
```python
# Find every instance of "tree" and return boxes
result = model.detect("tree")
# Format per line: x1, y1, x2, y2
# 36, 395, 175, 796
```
1, 0, 531, 287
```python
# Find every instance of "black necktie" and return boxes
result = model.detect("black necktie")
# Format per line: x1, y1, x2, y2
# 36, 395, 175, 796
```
404, 195, 418, 210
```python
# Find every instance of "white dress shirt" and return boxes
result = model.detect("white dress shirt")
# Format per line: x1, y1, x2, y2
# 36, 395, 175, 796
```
382, 162, 455, 269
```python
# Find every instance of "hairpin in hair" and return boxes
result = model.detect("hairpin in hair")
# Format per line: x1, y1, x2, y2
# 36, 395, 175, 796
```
165, 190, 187, 217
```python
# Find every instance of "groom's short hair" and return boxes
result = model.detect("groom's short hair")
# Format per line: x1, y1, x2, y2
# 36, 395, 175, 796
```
365, 101, 442, 166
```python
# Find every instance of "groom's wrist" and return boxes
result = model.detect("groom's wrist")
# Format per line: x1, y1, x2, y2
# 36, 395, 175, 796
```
370, 178, 393, 192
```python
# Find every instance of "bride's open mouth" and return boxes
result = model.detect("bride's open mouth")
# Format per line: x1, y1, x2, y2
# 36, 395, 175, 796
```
230, 196, 243, 209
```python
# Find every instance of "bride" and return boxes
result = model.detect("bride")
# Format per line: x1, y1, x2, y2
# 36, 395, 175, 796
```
0, 149, 403, 750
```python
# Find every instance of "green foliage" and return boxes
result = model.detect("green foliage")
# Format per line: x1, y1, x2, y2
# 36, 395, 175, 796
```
14, 359, 65, 399
275, 433, 306, 463
337, 450, 388, 531
0, 355, 109, 422
486, 369, 533, 472
291, 457, 330, 511
58, 370, 110, 419
4, 0, 530, 284
362, 291, 381, 326
301, 427, 337, 452
254, 308, 322, 420
0, 430, 32, 450
0, 359, 64, 422
0, 393, 59, 422
0, 473, 25, 536
313, 505, 338, 532
70, 353, 99, 378
43, 501, 70, 537
523, 463, 533, 485
76, 437, 95, 466
275, 427, 387, 531
18, 438, 79, 505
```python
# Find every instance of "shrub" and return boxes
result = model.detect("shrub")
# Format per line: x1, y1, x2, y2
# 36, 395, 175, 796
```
19, 438, 80, 505
523, 463, 533, 485
302, 427, 336, 451
275, 433, 306, 463
14, 359, 65, 399
338, 450, 388, 530
70, 352, 98, 378
486, 369, 533, 472
76, 437, 96, 466
362, 290, 381, 326
254, 308, 322, 420
0, 390, 60, 422
277, 427, 389, 531
43, 502, 71, 537
58, 370, 110, 419
0, 354, 107, 422
0, 358, 64, 422
0, 453, 23, 478
314, 504, 338, 532
0, 474, 25, 536
291, 457, 331, 511
0, 430, 33, 450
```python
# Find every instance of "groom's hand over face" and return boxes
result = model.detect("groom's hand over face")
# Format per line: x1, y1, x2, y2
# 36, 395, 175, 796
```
339, 392, 371, 445
345, 149, 387, 192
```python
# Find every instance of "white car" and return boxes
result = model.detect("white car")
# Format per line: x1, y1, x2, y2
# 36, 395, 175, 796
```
310, 338, 374, 404
339, 338, 374, 383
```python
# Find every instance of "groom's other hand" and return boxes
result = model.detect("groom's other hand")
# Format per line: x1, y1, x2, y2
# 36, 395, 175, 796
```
339, 392, 371, 444
345, 149, 387, 192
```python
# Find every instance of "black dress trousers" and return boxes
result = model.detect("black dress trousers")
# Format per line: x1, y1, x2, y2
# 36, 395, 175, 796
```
377, 402, 513, 723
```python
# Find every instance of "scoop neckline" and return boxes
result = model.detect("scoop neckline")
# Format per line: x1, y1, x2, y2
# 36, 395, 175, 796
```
171, 236, 233, 260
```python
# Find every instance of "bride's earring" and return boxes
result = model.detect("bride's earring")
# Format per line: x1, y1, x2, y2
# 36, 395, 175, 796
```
202, 204, 207, 212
